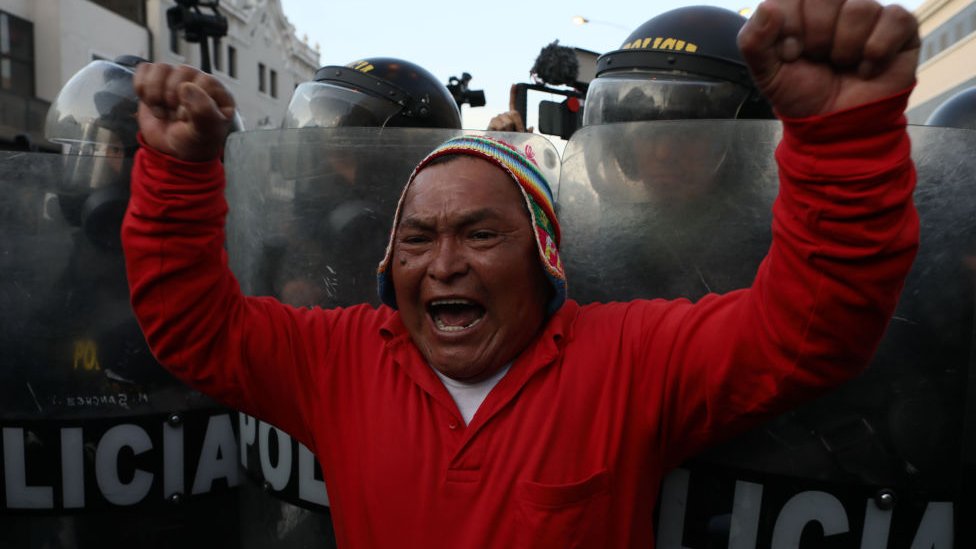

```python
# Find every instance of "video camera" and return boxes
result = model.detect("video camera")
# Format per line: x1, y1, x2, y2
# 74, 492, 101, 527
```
514, 42, 598, 140
166, 0, 228, 72
447, 72, 486, 110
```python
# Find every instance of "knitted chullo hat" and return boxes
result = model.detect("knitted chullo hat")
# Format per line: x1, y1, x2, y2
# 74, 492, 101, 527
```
377, 135, 567, 314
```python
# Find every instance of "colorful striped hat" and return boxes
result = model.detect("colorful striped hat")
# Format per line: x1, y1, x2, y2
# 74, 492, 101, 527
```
377, 135, 566, 314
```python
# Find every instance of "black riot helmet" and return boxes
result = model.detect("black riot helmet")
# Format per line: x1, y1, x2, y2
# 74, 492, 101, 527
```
45, 55, 144, 166
584, 6, 773, 126
45, 55, 245, 250
925, 86, 976, 130
44, 55, 146, 250
283, 57, 462, 129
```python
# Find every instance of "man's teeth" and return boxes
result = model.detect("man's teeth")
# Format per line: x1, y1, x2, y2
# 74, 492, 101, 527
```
434, 315, 483, 332
430, 299, 484, 332
431, 299, 473, 306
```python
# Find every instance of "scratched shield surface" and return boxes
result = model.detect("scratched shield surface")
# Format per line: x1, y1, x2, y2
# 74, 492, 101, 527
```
0, 150, 239, 546
223, 126, 562, 547
558, 120, 976, 548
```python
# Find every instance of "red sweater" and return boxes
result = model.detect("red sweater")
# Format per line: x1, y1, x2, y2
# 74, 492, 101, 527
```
122, 92, 918, 549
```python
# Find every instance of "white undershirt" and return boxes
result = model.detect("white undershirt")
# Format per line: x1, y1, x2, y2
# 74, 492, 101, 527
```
433, 363, 512, 425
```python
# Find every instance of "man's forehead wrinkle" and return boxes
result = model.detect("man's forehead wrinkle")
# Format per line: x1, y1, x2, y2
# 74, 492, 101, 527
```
398, 216, 435, 232
398, 207, 508, 231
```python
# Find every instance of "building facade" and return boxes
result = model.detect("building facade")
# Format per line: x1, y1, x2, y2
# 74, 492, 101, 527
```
907, 0, 976, 124
0, 0, 319, 150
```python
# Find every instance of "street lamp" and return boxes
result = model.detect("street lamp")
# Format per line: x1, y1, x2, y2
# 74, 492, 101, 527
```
571, 15, 628, 31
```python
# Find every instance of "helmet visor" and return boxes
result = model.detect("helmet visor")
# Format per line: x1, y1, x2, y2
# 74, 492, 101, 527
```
283, 81, 405, 129
44, 59, 139, 151
583, 71, 753, 126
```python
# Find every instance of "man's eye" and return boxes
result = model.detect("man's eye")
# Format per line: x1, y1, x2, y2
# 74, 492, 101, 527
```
470, 231, 496, 240
401, 235, 429, 245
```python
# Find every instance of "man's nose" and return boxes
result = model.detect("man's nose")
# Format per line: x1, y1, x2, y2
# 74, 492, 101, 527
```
428, 237, 469, 281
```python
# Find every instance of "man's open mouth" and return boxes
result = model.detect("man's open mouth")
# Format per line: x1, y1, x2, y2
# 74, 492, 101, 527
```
428, 299, 486, 332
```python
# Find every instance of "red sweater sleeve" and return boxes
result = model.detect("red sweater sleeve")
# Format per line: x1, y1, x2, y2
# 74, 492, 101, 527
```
648, 89, 920, 467
121, 141, 339, 449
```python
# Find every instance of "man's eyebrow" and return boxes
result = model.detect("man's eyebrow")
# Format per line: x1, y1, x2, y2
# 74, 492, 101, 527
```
398, 217, 435, 231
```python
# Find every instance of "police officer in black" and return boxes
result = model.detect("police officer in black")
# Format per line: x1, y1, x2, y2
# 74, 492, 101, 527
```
563, 6, 776, 305
259, 58, 462, 308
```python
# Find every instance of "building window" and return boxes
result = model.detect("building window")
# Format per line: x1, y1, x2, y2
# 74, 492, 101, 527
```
213, 39, 222, 72
90, 0, 146, 25
228, 45, 237, 78
0, 11, 34, 97
270, 70, 277, 98
258, 63, 266, 93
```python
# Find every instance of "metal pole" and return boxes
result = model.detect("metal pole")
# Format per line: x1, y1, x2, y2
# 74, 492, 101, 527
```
199, 40, 212, 74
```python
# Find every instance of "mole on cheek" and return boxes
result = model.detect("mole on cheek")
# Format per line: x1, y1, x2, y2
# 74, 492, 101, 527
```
399, 257, 407, 266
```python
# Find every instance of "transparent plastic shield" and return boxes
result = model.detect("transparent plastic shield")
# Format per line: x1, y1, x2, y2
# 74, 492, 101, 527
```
0, 151, 235, 527
224, 127, 560, 309
0, 152, 215, 420
559, 121, 976, 545
559, 120, 778, 303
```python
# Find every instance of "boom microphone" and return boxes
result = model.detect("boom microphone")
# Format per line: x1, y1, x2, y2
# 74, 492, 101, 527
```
531, 41, 579, 88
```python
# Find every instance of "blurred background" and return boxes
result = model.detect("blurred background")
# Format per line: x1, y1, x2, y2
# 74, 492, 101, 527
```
0, 0, 966, 153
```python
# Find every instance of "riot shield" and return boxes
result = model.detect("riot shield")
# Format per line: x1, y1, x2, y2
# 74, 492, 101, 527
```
223, 127, 561, 547
558, 120, 976, 548
0, 151, 240, 546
